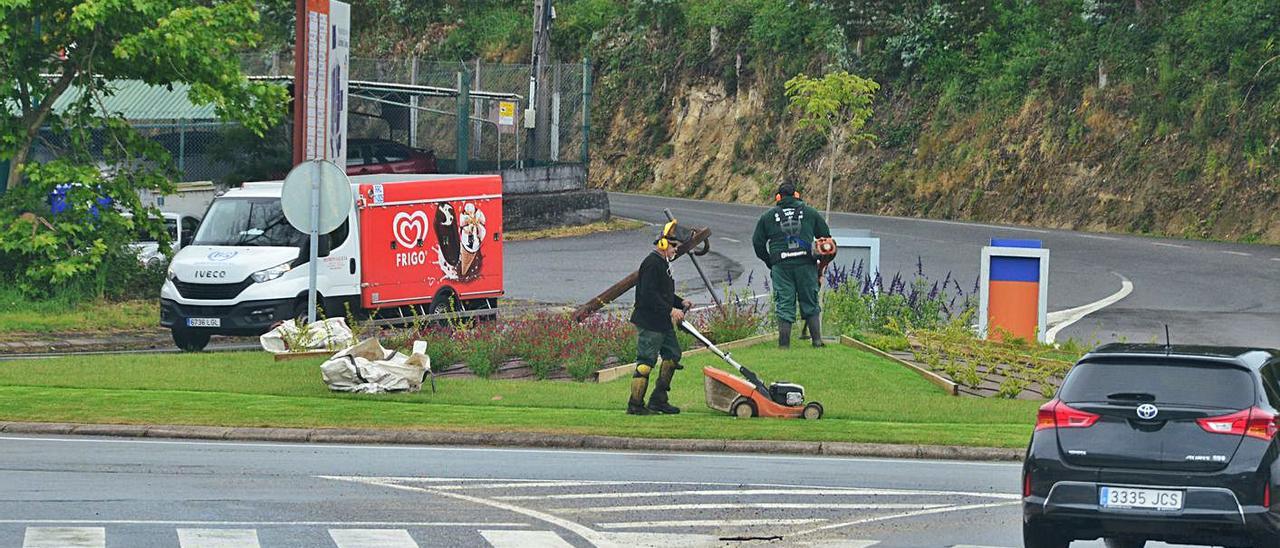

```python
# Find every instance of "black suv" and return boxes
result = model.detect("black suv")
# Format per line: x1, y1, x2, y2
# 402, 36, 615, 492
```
1023, 344, 1280, 547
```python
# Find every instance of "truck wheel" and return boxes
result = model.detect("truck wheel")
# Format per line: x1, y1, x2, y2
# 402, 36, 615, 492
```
1023, 520, 1069, 548
802, 402, 824, 420
731, 397, 757, 419
172, 329, 210, 352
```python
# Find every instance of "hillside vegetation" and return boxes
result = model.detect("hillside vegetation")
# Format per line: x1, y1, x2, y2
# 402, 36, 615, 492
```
353, 0, 1280, 242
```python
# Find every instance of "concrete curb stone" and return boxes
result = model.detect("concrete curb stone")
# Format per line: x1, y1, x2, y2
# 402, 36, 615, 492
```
0, 421, 1023, 461
144, 425, 232, 440
70, 423, 148, 437
224, 427, 312, 442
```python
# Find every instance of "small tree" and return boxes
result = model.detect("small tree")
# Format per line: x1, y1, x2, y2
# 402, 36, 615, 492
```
784, 71, 879, 217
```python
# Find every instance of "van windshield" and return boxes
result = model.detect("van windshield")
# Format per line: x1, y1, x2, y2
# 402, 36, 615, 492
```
192, 198, 305, 247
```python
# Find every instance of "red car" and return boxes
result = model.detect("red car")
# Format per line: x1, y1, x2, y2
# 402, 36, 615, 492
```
345, 138, 438, 176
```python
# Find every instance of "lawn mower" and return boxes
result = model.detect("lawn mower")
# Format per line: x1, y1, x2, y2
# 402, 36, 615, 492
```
681, 321, 823, 420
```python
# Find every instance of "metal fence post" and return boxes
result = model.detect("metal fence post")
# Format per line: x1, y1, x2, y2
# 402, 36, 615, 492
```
409, 56, 419, 148
456, 71, 470, 174
178, 118, 187, 178
581, 58, 591, 170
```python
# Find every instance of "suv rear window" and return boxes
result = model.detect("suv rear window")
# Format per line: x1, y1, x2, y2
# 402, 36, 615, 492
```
1059, 361, 1255, 409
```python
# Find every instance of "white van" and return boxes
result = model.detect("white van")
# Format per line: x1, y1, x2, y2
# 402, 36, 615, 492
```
161, 173, 504, 351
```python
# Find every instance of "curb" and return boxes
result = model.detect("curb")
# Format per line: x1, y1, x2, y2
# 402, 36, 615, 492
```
0, 421, 1022, 462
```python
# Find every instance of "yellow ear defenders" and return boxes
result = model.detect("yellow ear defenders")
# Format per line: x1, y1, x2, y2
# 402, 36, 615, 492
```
657, 219, 678, 251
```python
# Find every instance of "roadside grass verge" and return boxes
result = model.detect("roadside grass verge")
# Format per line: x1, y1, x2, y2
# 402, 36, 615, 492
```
0, 343, 1043, 447
0, 295, 156, 337
504, 217, 646, 241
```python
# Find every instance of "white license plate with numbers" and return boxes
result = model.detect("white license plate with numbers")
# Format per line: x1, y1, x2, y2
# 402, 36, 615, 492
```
1099, 486, 1183, 511
186, 318, 221, 328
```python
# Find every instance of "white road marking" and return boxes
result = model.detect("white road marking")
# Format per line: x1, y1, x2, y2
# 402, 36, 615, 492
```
1151, 242, 1190, 248
177, 529, 261, 548
790, 501, 1018, 536
596, 532, 722, 547
324, 476, 615, 547
553, 503, 948, 513
435, 481, 639, 490
0, 436, 1022, 468
597, 518, 824, 529
1223, 250, 1253, 256
719, 237, 742, 243
0, 520, 527, 527
1045, 272, 1133, 344
493, 488, 1021, 501
480, 530, 574, 548
1073, 234, 1119, 241
1272, 257, 1280, 262
22, 527, 105, 548
329, 529, 419, 548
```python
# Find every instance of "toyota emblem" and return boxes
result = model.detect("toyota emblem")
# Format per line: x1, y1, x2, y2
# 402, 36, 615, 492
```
1136, 404, 1159, 420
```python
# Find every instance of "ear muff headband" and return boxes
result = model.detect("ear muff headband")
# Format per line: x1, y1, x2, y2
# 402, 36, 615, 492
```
657, 219, 678, 250
775, 191, 800, 202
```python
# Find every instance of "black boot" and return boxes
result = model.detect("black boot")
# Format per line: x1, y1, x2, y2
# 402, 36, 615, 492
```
778, 321, 792, 349
806, 316, 825, 347
627, 368, 652, 415
647, 360, 681, 414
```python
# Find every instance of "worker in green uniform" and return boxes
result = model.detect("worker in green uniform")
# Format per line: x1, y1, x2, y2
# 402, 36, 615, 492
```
627, 220, 694, 415
752, 182, 832, 348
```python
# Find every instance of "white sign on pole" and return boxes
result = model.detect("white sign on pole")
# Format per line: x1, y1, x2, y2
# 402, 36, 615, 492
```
282, 160, 352, 324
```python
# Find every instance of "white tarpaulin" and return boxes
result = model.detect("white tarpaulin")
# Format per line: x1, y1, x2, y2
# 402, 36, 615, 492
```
260, 318, 354, 354
321, 338, 432, 394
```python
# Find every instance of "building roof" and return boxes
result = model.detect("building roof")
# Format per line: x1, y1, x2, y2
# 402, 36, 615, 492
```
52, 80, 218, 121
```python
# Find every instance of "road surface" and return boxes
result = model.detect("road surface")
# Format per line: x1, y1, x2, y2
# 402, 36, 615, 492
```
506, 192, 1280, 347
0, 435, 1208, 547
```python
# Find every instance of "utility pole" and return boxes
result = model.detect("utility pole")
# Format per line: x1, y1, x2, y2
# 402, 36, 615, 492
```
527, 0, 553, 164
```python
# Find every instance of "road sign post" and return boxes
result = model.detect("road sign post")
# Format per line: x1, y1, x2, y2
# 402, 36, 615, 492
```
282, 160, 352, 324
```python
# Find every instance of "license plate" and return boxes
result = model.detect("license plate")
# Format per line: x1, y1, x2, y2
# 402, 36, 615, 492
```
1099, 486, 1183, 511
186, 317, 220, 328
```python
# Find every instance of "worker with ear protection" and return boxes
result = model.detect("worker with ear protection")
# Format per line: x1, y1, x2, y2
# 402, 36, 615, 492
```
627, 220, 693, 415
752, 182, 832, 348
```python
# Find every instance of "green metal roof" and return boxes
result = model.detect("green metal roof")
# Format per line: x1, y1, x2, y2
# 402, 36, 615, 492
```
52, 80, 218, 121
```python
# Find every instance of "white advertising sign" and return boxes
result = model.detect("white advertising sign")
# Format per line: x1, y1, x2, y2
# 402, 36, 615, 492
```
300, 0, 349, 165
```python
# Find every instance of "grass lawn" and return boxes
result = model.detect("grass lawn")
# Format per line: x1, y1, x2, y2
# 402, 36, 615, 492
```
0, 297, 157, 337
0, 342, 1044, 448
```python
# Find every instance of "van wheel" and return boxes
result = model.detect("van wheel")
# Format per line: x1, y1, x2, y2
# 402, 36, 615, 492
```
1023, 520, 1069, 548
172, 329, 210, 352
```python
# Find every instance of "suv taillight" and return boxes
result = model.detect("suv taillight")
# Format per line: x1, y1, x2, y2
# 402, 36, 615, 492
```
1197, 407, 1279, 441
1035, 399, 1100, 431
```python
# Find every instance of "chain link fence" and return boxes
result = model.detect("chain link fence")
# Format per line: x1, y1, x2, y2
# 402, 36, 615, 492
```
28, 54, 590, 184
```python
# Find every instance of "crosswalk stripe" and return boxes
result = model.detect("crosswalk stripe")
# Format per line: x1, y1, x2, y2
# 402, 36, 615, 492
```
328, 529, 419, 548
553, 503, 948, 513
23, 527, 105, 548
479, 530, 575, 548
597, 518, 825, 529
177, 529, 261, 547
496, 488, 1020, 501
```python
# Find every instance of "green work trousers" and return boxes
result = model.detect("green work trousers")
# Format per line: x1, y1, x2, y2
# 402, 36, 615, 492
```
636, 327, 682, 366
771, 262, 820, 324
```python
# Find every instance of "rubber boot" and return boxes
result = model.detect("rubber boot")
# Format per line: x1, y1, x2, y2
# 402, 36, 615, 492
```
778, 321, 792, 349
807, 316, 825, 347
627, 366, 652, 415
647, 360, 681, 414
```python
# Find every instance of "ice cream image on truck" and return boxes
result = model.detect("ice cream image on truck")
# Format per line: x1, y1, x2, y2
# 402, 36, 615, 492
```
160, 174, 503, 351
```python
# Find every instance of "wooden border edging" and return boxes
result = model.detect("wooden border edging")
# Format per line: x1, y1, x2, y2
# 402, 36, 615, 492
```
840, 336, 959, 396
273, 350, 333, 362
595, 332, 779, 383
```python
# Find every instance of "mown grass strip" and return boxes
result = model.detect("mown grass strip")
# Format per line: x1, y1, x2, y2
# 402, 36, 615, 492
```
0, 342, 1041, 447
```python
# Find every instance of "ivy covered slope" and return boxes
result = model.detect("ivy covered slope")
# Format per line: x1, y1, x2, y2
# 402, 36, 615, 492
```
359, 1, 1280, 242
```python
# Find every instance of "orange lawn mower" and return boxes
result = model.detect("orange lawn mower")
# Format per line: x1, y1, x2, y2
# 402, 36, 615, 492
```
682, 321, 824, 420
